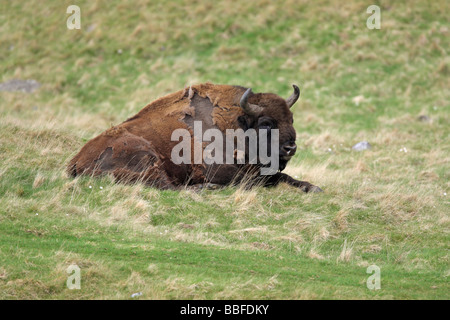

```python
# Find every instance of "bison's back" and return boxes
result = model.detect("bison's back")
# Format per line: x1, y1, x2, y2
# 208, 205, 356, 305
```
67, 83, 248, 186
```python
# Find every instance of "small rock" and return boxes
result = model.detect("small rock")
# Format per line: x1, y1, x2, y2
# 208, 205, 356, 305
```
0, 79, 41, 93
131, 292, 142, 298
352, 95, 366, 106
418, 115, 431, 122
352, 141, 371, 151
86, 24, 96, 33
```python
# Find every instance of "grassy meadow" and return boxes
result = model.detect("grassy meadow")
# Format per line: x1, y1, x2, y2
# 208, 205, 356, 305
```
0, 0, 449, 299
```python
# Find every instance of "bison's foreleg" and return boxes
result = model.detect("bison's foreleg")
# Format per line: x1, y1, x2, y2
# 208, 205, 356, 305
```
261, 172, 323, 193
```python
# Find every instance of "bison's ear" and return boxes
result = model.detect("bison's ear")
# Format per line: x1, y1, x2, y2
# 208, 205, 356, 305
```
240, 88, 263, 116
286, 84, 300, 108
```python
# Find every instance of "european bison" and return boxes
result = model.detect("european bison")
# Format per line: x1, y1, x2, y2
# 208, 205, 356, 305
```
67, 83, 322, 192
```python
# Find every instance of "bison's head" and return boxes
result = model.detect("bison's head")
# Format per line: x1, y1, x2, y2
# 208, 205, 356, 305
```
238, 85, 300, 172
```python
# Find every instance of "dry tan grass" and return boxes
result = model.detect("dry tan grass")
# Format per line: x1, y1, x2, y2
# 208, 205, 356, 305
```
337, 239, 354, 263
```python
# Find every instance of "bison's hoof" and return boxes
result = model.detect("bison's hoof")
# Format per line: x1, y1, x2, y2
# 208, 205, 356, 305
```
309, 185, 323, 193
203, 183, 222, 190
189, 183, 222, 190
301, 184, 323, 193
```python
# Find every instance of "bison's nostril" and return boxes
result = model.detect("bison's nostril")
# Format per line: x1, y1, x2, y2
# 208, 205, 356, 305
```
283, 144, 297, 155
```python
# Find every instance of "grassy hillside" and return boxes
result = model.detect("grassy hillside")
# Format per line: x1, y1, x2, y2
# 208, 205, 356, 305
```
0, 0, 448, 299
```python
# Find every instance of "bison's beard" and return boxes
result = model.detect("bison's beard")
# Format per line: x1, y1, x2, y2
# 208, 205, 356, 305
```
278, 158, 289, 172
258, 157, 289, 172
245, 143, 290, 173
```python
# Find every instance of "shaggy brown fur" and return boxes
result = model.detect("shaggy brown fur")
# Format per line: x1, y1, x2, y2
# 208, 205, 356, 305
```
67, 83, 322, 192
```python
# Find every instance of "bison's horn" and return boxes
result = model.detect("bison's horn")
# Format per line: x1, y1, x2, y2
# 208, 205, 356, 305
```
188, 85, 195, 99
240, 88, 263, 115
286, 84, 300, 108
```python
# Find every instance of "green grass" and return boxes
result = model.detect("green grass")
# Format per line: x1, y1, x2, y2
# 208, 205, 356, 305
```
0, 0, 449, 299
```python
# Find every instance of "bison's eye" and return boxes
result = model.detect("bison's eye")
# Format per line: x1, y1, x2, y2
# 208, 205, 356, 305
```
258, 118, 275, 130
